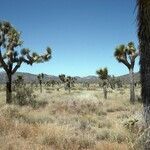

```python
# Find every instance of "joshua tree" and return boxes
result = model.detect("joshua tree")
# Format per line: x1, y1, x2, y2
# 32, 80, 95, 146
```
37, 73, 44, 93
96, 67, 108, 99
0, 21, 51, 103
15, 75, 24, 85
83, 82, 90, 89
13, 75, 24, 91
108, 75, 116, 89
116, 79, 123, 88
59, 74, 76, 93
51, 80, 56, 87
45, 80, 56, 87
137, 0, 150, 126
114, 42, 138, 103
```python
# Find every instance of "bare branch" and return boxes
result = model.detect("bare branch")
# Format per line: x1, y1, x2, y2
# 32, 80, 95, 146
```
12, 63, 21, 74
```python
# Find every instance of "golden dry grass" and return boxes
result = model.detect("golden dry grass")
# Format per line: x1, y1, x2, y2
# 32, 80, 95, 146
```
0, 86, 143, 150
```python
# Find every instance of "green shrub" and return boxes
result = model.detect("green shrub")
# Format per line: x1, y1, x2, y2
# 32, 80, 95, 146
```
13, 84, 36, 107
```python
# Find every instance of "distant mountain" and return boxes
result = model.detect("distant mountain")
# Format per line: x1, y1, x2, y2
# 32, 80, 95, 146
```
0, 71, 140, 84
0, 72, 58, 84
75, 76, 99, 83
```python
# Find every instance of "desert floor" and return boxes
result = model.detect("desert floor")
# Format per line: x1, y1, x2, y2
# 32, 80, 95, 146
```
0, 86, 143, 150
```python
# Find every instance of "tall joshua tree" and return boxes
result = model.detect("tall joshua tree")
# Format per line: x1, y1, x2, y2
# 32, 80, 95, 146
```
114, 42, 138, 103
137, 0, 150, 126
37, 73, 44, 93
0, 21, 51, 103
96, 67, 108, 99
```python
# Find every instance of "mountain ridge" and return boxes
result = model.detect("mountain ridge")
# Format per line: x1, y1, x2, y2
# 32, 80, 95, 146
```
0, 71, 140, 84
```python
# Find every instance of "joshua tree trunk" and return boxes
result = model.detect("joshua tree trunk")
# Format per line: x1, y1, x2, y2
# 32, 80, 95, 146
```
137, 0, 150, 126
66, 82, 71, 94
103, 86, 107, 99
40, 81, 42, 93
141, 47, 150, 126
129, 68, 135, 103
6, 73, 12, 104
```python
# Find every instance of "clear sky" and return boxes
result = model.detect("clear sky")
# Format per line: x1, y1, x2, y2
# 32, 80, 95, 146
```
0, 0, 139, 77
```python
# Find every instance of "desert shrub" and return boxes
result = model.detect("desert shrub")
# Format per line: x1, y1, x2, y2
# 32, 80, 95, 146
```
95, 141, 129, 150
96, 129, 128, 143
106, 105, 127, 112
117, 113, 129, 119
13, 84, 37, 107
79, 119, 91, 131
123, 118, 139, 132
42, 132, 95, 150
134, 127, 150, 150
30, 100, 48, 109
0, 115, 13, 135
16, 123, 39, 139
98, 120, 112, 128
97, 110, 107, 116
50, 99, 105, 116
0, 105, 21, 118
13, 82, 48, 108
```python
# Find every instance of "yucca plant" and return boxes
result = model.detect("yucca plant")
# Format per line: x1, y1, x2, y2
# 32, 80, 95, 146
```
137, 0, 150, 126
14, 75, 24, 86
96, 67, 108, 99
45, 80, 56, 87
59, 74, 76, 93
37, 73, 44, 93
114, 42, 138, 103
116, 79, 123, 88
51, 80, 56, 87
0, 21, 52, 103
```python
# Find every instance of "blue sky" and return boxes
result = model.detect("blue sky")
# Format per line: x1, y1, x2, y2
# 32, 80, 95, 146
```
0, 0, 139, 77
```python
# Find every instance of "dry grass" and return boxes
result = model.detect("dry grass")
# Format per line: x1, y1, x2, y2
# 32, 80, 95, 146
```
0, 85, 143, 149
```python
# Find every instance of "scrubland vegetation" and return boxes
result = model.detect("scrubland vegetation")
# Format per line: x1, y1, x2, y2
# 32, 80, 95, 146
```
0, 83, 146, 150
1, 1, 150, 149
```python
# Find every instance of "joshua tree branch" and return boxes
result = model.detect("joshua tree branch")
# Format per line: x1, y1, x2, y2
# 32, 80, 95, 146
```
12, 56, 32, 74
118, 57, 131, 69
12, 59, 22, 74
22, 57, 32, 65
26, 53, 34, 64
133, 51, 139, 59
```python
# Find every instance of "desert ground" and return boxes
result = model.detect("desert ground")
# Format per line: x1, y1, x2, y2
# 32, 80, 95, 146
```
0, 84, 144, 150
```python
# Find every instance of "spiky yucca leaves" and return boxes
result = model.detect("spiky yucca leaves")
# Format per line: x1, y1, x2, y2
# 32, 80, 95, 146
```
137, 0, 150, 126
0, 21, 52, 103
37, 73, 44, 93
96, 68, 108, 80
114, 42, 138, 69
96, 67, 108, 99
114, 42, 138, 103
59, 74, 66, 83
